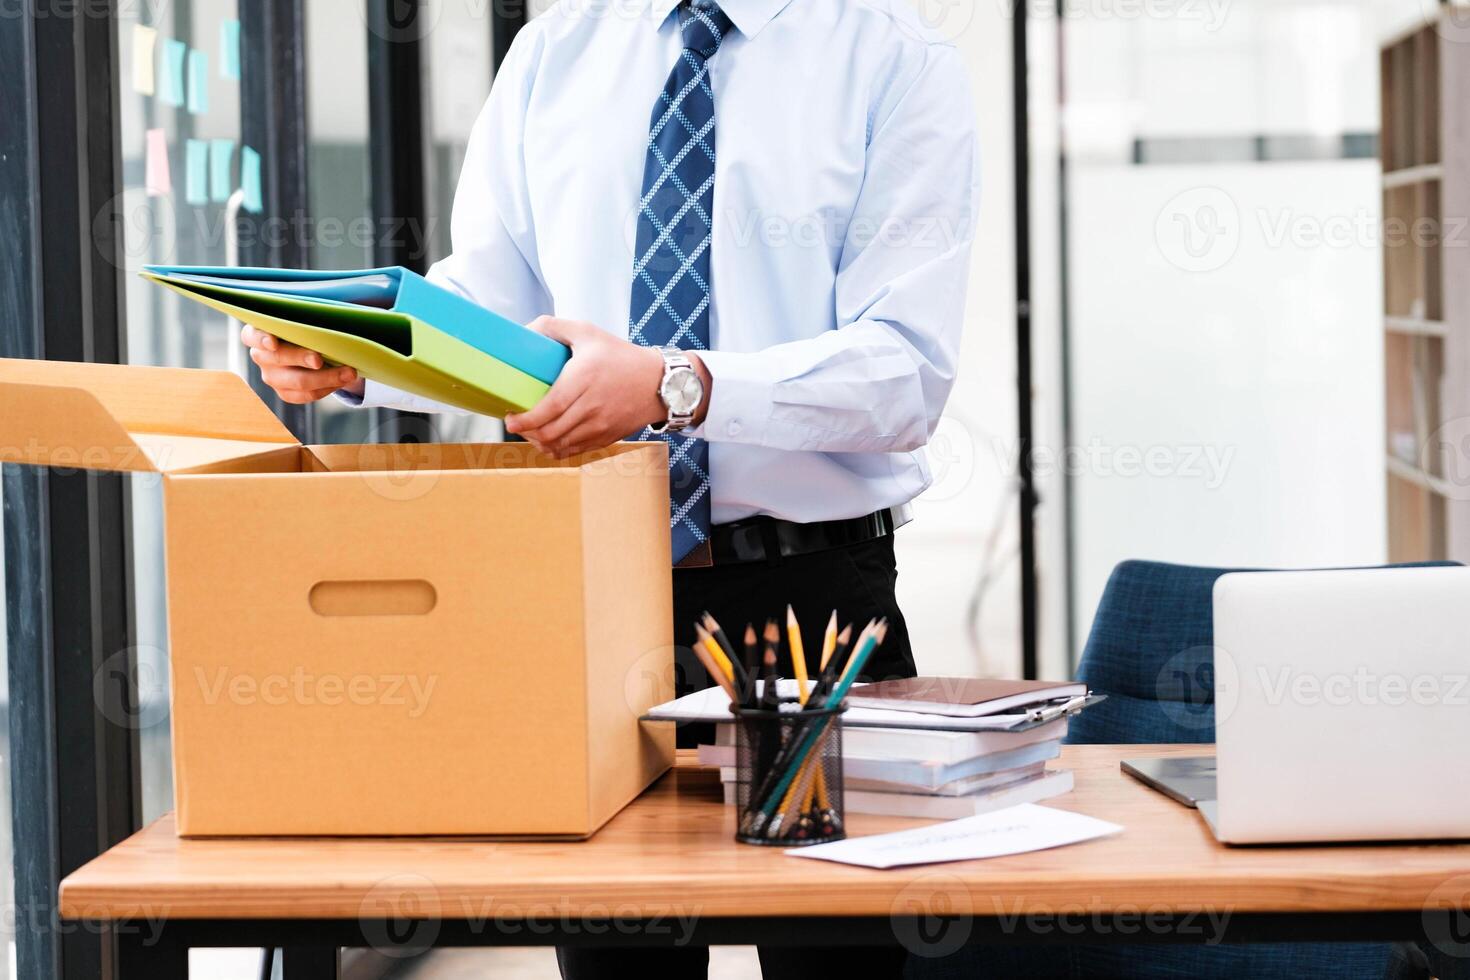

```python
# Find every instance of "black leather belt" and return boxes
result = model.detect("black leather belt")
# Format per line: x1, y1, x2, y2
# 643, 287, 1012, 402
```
698, 506, 911, 567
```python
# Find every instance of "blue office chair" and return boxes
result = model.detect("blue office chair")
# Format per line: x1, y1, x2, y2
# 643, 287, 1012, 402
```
909, 559, 1457, 980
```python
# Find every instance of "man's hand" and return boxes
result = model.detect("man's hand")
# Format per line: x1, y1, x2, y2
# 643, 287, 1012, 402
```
240, 325, 362, 404
505, 316, 709, 459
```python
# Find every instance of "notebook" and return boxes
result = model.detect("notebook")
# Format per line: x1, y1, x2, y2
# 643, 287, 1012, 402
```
142, 265, 571, 418
847, 677, 1088, 718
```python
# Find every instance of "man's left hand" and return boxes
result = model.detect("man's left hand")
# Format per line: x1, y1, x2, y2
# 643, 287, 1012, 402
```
505, 317, 707, 458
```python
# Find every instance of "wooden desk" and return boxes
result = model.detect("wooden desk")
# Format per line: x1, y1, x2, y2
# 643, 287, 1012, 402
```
60, 745, 1470, 979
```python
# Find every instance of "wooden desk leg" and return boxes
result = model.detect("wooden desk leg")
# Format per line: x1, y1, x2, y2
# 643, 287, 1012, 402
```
281, 945, 342, 979
114, 921, 187, 980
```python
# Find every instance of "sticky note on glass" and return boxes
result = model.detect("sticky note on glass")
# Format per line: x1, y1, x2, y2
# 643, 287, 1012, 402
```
185, 139, 209, 206
131, 24, 157, 96
220, 20, 241, 81
159, 38, 187, 107
241, 145, 263, 213
145, 129, 171, 197
187, 50, 209, 114
209, 139, 235, 203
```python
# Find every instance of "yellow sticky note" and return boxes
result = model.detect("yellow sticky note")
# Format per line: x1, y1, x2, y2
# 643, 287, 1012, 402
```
132, 24, 157, 96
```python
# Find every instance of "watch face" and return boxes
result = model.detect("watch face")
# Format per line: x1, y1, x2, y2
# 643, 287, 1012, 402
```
661, 366, 703, 415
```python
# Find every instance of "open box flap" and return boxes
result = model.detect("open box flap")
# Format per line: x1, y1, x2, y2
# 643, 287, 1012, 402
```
0, 358, 299, 473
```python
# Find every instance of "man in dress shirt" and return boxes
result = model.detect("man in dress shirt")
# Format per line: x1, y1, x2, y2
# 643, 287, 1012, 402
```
242, 0, 977, 974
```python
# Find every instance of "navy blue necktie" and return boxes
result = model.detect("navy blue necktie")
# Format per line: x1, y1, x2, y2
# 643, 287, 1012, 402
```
629, 0, 732, 565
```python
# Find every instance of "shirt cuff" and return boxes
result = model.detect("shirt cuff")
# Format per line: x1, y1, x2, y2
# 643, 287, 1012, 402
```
334, 379, 390, 410
689, 350, 776, 444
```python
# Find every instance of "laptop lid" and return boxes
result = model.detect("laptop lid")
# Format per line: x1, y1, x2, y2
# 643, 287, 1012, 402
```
1211, 566, 1470, 844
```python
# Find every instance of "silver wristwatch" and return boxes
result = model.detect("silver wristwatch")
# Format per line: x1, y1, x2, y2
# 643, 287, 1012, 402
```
652, 347, 704, 434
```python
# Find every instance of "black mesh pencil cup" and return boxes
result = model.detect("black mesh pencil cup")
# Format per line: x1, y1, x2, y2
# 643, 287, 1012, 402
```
734, 704, 845, 846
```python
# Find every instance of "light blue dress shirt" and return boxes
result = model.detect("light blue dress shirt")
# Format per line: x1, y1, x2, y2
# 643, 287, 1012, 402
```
347, 0, 980, 526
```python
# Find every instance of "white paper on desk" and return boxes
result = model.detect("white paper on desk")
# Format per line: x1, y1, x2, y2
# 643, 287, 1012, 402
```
786, 804, 1122, 869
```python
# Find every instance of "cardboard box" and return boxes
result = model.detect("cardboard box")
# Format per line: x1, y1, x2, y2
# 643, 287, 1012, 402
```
0, 357, 676, 836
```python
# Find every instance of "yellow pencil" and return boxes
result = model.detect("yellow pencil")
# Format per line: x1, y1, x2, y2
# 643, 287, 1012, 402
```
819, 610, 838, 671
786, 605, 810, 704
694, 623, 735, 683
691, 632, 739, 703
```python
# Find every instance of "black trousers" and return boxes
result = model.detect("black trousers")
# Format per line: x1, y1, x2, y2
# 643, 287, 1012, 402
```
557, 534, 916, 980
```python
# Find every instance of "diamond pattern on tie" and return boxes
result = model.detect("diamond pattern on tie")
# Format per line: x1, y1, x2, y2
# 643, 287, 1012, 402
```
629, 0, 732, 564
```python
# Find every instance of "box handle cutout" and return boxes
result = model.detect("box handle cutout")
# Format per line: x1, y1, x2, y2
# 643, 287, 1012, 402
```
309, 579, 437, 617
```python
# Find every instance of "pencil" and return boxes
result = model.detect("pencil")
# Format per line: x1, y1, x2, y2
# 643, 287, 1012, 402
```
691, 632, 739, 703
742, 624, 759, 707
786, 605, 811, 704
819, 610, 838, 671
701, 612, 746, 689
809, 623, 853, 705
756, 623, 886, 822
759, 620, 782, 709
694, 622, 735, 684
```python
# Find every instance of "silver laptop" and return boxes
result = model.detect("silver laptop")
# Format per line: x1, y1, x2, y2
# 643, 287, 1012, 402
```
1127, 566, 1470, 844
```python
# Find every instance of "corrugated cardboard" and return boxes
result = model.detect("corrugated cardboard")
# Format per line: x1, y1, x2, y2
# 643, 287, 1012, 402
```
0, 358, 675, 837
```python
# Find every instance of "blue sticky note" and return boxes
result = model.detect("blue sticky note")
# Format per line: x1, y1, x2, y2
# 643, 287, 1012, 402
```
209, 139, 235, 203
159, 38, 186, 107
220, 20, 241, 81
187, 49, 209, 114
185, 139, 209, 206
241, 145, 263, 213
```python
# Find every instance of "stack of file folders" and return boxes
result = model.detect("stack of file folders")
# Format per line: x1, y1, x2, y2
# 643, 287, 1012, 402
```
142, 265, 570, 418
648, 678, 1100, 819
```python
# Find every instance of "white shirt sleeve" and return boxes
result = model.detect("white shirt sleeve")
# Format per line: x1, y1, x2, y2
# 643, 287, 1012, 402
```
342, 29, 553, 415
693, 43, 978, 454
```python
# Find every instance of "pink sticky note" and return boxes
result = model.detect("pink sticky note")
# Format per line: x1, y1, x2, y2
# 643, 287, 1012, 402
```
145, 128, 171, 197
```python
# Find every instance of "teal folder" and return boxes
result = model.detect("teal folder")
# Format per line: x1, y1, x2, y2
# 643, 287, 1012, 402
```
141, 269, 555, 418
143, 265, 570, 386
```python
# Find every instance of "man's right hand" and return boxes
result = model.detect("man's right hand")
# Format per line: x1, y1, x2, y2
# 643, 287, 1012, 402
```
240, 325, 364, 403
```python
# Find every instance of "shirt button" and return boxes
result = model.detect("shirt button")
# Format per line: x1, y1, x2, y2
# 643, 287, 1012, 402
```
726, 418, 743, 437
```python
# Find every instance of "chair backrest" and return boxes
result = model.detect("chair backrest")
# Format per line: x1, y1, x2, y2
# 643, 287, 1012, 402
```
1066, 559, 1460, 745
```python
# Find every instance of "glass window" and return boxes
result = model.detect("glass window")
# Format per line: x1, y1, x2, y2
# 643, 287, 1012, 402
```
307, 0, 377, 446
1055, 0, 1422, 654
421, 0, 503, 445
116, 0, 246, 826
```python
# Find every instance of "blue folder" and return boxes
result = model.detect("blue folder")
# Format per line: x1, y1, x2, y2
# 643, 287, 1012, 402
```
143, 265, 570, 386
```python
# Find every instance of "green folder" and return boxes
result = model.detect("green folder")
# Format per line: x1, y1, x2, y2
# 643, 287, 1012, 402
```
143, 272, 549, 417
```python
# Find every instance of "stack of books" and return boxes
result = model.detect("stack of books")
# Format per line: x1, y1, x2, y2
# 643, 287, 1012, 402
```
655, 677, 1095, 820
